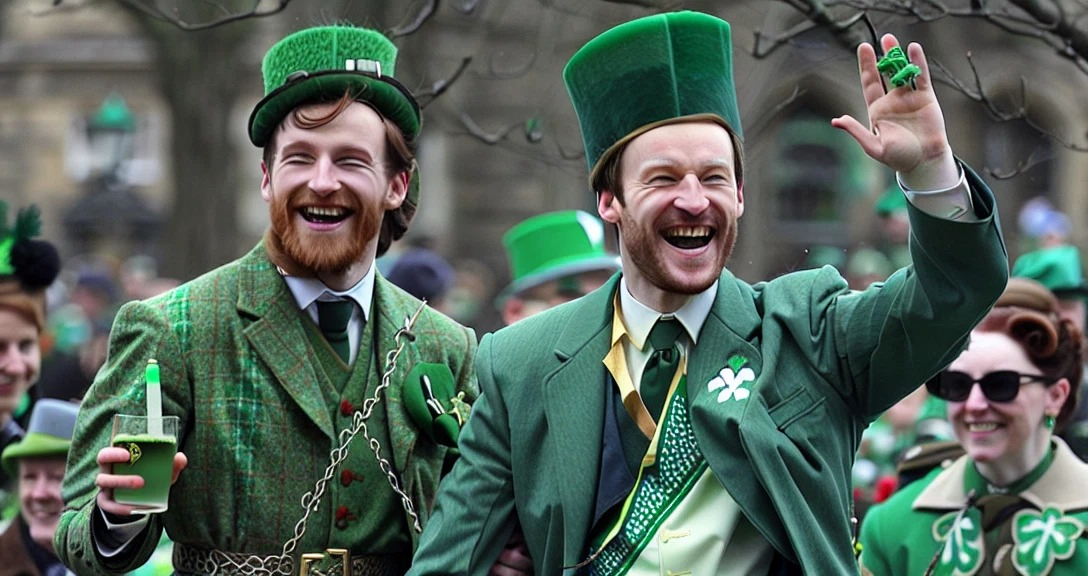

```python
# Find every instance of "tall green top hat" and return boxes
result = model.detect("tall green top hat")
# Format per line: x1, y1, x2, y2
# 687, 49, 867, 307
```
2, 399, 79, 475
499, 210, 620, 301
248, 25, 420, 148
563, 11, 742, 188
1012, 245, 1088, 300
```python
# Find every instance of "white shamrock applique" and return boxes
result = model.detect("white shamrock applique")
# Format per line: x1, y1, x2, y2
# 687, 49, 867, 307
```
707, 355, 754, 403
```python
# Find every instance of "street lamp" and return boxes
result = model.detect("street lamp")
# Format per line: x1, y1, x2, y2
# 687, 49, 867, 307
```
63, 94, 161, 263
86, 93, 136, 181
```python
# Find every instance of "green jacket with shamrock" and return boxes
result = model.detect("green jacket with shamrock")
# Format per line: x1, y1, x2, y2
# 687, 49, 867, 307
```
409, 166, 1008, 575
860, 438, 1088, 576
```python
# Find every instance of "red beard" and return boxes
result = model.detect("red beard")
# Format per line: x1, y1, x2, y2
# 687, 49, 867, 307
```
268, 191, 384, 276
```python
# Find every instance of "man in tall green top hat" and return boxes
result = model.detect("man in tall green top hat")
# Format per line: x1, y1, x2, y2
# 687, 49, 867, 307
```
411, 10, 1007, 575
57, 24, 481, 576
498, 210, 620, 325
0, 399, 78, 576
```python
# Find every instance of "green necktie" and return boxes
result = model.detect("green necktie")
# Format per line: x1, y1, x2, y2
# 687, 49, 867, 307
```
641, 318, 683, 421
316, 299, 354, 363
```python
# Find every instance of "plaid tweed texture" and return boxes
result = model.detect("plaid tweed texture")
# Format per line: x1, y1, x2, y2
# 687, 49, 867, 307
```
56, 243, 478, 573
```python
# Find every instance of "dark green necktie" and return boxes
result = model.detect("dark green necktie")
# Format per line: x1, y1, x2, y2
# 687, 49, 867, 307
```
316, 299, 354, 363
641, 318, 683, 421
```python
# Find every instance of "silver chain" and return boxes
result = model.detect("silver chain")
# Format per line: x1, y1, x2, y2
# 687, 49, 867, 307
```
259, 300, 429, 576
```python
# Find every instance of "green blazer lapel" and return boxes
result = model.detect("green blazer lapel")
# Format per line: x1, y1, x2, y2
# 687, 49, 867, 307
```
687, 272, 763, 407
238, 244, 335, 439
372, 275, 428, 477
545, 278, 616, 559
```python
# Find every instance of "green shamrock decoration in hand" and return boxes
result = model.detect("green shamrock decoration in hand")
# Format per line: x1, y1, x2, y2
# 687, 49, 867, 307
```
876, 46, 921, 89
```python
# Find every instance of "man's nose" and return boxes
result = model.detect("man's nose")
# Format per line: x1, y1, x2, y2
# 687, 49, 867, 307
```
309, 158, 343, 196
673, 174, 710, 213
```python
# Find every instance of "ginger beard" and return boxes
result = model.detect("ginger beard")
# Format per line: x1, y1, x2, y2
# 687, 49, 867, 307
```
268, 188, 385, 276
617, 206, 738, 295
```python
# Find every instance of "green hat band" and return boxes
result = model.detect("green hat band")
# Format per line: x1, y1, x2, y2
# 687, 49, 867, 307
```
563, 11, 743, 187
500, 210, 619, 300
248, 25, 421, 147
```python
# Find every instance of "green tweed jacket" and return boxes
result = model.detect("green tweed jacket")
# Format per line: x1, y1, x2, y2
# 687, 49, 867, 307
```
56, 243, 478, 574
409, 167, 1008, 575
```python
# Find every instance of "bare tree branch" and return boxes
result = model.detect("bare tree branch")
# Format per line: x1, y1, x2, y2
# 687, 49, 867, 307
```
416, 56, 473, 109
110, 0, 291, 31
929, 51, 1088, 177
389, 0, 439, 38
459, 112, 516, 144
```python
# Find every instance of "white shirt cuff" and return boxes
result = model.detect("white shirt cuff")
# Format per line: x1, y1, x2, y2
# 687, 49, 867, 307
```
896, 165, 978, 222
94, 506, 150, 558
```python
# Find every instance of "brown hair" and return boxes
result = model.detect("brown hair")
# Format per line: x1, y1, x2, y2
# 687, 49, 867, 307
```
976, 277, 1085, 432
262, 90, 418, 257
593, 122, 744, 204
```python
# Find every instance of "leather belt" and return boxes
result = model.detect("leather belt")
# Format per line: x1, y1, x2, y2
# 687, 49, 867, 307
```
172, 543, 409, 576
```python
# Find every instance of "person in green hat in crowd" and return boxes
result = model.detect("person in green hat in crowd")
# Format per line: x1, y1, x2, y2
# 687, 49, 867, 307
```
409, 9, 1007, 575
497, 210, 620, 326
55, 24, 489, 576
1013, 244, 1088, 460
0, 399, 79, 576
874, 182, 913, 270
859, 277, 1088, 576
0, 203, 61, 522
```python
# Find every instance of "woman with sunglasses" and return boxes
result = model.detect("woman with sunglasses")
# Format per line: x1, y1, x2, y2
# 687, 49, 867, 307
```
858, 277, 1088, 575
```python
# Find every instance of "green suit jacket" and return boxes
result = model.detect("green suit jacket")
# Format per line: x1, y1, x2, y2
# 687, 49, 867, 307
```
56, 243, 478, 574
409, 169, 1007, 575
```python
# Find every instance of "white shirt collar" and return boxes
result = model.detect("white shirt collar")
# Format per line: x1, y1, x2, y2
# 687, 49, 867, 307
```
618, 277, 717, 349
283, 264, 376, 321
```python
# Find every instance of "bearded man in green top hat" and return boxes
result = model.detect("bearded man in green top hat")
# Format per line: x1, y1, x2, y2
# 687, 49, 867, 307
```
410, 10, 1007, 575
56, 24, 482, 576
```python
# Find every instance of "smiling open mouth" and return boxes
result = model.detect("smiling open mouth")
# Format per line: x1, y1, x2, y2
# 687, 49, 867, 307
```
664, 226, 714, 249
300, 206, 352, 224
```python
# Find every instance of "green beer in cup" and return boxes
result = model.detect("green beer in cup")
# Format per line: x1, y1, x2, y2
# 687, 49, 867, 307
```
111, 414, 179, 513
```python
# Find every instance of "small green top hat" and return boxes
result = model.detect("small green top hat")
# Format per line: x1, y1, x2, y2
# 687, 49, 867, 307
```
2, 399, 79, 475
563, 11, 742, 188
1012, 245, 1088, 300
248, 25, 420, 148
875, 185, 908, 216
499, 210, 620, 302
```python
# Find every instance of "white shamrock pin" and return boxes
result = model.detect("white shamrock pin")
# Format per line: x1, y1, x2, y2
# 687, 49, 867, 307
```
707, 355, 754, 403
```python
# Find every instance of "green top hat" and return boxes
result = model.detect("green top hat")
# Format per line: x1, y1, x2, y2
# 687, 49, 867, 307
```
1012, 245, 1088, 300
2, 399, 79, 475
499, 210, 620, 302
563, 11, 743, 188
875, 185, 907, 216
248, 25, 421, 148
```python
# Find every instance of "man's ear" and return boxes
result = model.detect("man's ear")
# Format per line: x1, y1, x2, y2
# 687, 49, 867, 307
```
598, 189, 620, 224
385, 170, 410, 210
736, 182, 745, 218
260, 161, 272, 202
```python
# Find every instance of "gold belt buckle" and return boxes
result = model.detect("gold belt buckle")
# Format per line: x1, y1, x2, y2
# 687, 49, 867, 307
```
298, 548, 350, 576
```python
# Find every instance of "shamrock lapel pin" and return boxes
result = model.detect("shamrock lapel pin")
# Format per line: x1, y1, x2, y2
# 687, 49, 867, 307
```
708, 355, 755, 403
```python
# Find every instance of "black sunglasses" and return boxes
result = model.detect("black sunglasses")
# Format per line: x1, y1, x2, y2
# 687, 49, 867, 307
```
925, 370, 1060, 403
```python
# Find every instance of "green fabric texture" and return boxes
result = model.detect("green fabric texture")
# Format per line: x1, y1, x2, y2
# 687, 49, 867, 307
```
499, 210, 619, 301
248, 25, 420, 147
407, 164, 1008, 574
1013, 244, 1088, 299
55, 242, 478, 573
403, 363, 461, 447
562, 11, 742, 185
